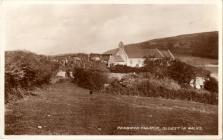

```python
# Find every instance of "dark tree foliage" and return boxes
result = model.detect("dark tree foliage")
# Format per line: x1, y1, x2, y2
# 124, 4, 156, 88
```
167, 60, 195, 84
144, 58, 210, 86
109, 64, 145, 73
5, 51, 59, 103
204, 77, 218, 93
144, 58, 171, 78
105, 80, 218, 105
72, 68, 108, 91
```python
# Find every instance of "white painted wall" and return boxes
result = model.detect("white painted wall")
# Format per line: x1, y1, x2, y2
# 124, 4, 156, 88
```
109, 47, 146, 67
127, 58, 145, 67
189, 77, 206, 89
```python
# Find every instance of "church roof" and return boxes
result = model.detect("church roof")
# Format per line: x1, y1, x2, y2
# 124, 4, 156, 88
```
124, 45, 165, 58
104, 42, 175, 59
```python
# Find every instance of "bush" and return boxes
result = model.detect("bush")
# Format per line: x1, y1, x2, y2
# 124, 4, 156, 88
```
72, 68, 108, 91
109, 65, 144, 73
104, 76, 217, 104
147, 77, 181, 91
204, 77, 218, 93
144, 58, 170, 78
144, 58, 210, 86
5, 51, 59, 103
167, 60, 196, 84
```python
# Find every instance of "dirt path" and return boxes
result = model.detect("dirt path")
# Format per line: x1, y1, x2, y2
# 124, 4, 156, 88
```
5, 81, 218, 135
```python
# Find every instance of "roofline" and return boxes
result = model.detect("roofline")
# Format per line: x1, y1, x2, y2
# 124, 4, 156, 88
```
156, 48, 164, 57
122, 46, 130, 58
168, 49, 175, 59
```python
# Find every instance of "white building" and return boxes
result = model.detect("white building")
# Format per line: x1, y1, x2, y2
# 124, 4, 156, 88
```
107, 41, 175, 67
190, 77, 206, 89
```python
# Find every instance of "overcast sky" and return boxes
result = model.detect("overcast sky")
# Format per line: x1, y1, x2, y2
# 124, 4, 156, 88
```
4, 4, 219, 55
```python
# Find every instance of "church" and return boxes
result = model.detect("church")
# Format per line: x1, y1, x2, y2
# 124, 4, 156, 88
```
107, 41, 175, 67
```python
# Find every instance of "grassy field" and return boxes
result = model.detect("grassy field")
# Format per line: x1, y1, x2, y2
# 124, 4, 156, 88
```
5, 81, 218, 135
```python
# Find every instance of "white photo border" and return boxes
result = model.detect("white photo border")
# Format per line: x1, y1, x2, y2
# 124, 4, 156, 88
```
0, 0, 222, 139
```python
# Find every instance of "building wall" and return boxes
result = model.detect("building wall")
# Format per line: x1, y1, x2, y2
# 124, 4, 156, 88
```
127, 58, 145, 67
107, 55, 126, 67
115, 62, 126, 65
108, 47, 146, 67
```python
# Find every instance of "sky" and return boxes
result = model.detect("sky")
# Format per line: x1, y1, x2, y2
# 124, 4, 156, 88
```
4, 4, 219, 55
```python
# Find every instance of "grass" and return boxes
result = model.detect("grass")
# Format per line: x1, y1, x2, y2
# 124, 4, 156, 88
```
5, 81, 218, 135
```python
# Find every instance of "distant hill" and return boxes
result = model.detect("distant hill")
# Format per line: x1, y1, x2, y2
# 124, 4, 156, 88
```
105, 31, 218, 59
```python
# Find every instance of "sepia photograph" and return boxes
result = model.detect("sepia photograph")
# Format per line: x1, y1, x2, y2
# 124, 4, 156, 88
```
2, 0, 222, 138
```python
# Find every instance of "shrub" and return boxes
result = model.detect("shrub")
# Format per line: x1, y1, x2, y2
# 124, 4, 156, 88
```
5, 50, 59, 103
204, 77, 218, 93
72, 68, 108, 91
147, 77, 181, 91
109, 65, 144, 73
144, 58, 210, 86
104, 75, 217, 104
144, 58, 170, 78
167, 60, 196, 84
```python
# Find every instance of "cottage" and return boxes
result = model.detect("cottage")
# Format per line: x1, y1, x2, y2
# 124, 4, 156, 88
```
107, 41, 175, 67
190, 77, 206, 89
189, 67, 210, 89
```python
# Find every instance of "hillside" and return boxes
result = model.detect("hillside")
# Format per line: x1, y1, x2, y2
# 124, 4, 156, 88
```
105, 31, 218, 59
